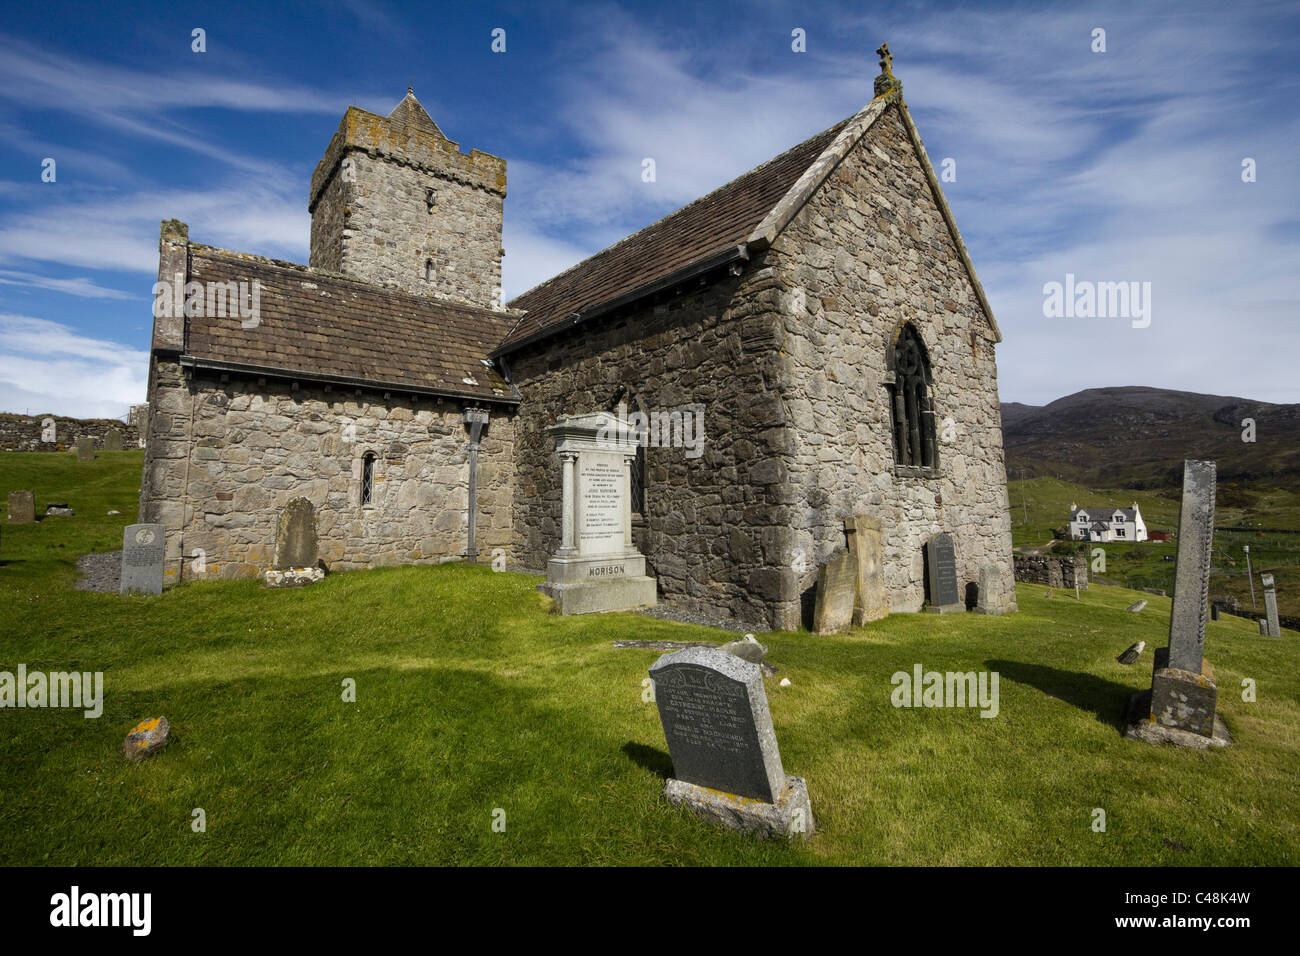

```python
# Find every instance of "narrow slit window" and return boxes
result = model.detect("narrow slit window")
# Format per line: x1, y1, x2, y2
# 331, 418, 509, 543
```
361, 453, 376, 506
424, 258, 434, 282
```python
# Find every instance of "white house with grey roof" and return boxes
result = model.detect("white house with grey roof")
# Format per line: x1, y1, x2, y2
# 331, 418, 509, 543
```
1069, 503, 1147, 543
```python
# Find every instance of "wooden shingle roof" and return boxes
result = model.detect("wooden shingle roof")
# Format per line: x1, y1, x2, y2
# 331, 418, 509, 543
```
182, 246, 518, 403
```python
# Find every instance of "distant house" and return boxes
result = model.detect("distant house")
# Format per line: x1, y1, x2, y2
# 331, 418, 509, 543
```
1069, 502, 1147, 542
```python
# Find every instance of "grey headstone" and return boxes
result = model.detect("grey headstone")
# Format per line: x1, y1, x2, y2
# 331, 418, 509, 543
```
1262, 574, 1280, 637
75, 435, 94, 460
649, 646, 785, 803
274, 497, 318, 570
813, 549, 857, 634
1167, 460, 1215, 673
103, 428, 123, 451
924, 532, 963, 612
1126, 600, 1148, 613
120, 523, 165, 596
7, 490, 35, 524
1259, 619, 1268, 635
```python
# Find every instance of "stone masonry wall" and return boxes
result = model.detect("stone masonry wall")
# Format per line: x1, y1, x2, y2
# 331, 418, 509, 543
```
309, 109, 506, 309
0, 413, 139, 451
767, 104, 1018, 616
508, 261, 796, 628
1013, 554, 1088, 589
138, 361, 515, 583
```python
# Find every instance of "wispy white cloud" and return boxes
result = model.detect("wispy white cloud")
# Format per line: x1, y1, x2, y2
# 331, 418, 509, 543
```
0, 269, 137, 300
0, 313, 147, 417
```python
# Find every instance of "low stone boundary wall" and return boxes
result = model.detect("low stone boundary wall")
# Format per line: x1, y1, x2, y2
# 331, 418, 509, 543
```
1013, 554, 1088, 590
0, 413, 140, 451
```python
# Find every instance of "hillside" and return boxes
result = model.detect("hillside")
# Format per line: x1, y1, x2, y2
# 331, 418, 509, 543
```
1000, 386, 1300, 490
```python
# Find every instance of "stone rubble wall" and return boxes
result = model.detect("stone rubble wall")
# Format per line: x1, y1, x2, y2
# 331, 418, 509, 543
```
309, 114, 505, 309
138, 359, 515, 583
0, 413, 139, 452
1013, 554, 1088, 589
508, 264, 796, 628
767, 104, 1018, 617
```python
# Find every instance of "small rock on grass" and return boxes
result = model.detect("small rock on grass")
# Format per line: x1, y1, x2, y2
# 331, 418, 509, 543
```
123, 716, 170, 762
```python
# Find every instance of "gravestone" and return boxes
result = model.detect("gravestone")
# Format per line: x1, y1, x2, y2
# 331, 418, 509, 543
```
1259, 620, 1268, 635
7, 490, 35, 524
274, 497, 318, 570
130, 404, 150, 447
120, 524, 165, 596
975, 564, 1006, 615
40, 417, 56, 443
924, 532, 964, 613
1126, 460, 1230, 748
45, 502, 73, 517
103, 428, 124, 451
1262, 574, 1281, 637
813, 549, 856, 634
539, 412, 656, 614
650, 646, 813, 839
75, 435, 94, 460
845, 514, 887, 624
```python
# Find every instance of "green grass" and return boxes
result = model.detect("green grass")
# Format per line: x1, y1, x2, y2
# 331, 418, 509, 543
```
2, 451, 1299, 865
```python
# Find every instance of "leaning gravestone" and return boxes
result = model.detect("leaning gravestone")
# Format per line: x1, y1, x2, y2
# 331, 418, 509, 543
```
75, 435, 94, 460
1126, 460, 1230, 748
120, 524, 165, 596
1262, 574, 1281, 637
813, 549, 857, 634
924, 532, 964, 613
845, 514, 888, 624
7, 491, 35, 524
103, 428, 124, 451
975, 564, 1006, 615
539, 412, 656, 614
649, 646, 813, 839
274, 497, 318, 570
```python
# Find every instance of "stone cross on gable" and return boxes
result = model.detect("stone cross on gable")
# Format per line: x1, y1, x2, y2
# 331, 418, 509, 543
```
876, 42, 894, 75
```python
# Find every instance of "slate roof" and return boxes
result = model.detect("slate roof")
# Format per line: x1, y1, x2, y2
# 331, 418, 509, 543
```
1073, 506, 1137, 522
497, 118, 850, 353
182, 245, 518, 403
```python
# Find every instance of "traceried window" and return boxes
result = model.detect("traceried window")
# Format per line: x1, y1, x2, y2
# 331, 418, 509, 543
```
361, 453, 376, 506
887, 323, 938, 470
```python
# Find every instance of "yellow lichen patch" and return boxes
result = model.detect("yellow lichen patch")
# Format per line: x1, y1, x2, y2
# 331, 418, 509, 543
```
130, 717, 161, 734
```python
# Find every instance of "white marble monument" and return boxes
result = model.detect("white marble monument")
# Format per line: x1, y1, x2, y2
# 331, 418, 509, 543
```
540, 412, 657, 615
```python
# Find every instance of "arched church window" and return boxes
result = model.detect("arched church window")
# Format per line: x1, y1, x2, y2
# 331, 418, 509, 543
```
361, 453, 376, 506
887, 323, 938, 469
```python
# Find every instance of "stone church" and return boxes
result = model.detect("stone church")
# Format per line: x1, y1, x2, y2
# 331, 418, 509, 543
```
138, 47, 1017, 629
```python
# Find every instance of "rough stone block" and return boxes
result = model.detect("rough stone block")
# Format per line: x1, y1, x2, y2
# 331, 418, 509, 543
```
664, 775, 814, 841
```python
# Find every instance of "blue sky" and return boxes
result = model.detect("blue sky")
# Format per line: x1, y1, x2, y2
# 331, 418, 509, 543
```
0, 0, 1296, 418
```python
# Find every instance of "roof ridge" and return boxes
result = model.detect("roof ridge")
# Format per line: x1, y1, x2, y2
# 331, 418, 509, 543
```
505, 116, 851, 308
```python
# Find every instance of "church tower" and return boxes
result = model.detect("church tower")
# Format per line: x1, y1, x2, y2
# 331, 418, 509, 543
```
308, 88, 507, 308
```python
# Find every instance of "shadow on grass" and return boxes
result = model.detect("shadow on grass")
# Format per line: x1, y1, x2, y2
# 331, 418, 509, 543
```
987, 658, 1135, 733
622, 741, 673, 780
